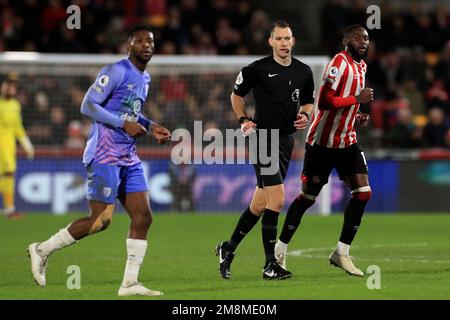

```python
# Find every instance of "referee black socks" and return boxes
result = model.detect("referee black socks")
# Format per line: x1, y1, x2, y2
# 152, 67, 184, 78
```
227, 207, 261, 252
261, 209, 279, 263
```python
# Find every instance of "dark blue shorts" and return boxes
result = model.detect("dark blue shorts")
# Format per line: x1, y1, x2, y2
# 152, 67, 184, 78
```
86, 162, 148, 204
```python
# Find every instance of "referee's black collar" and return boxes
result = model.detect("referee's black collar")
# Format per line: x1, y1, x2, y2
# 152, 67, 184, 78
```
271, 55, 293, 67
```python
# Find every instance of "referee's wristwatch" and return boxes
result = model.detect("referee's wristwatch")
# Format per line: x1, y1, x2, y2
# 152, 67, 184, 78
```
238, 116, 252, 124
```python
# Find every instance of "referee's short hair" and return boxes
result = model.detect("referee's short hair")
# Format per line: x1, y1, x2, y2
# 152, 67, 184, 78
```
270, 20, 291, 37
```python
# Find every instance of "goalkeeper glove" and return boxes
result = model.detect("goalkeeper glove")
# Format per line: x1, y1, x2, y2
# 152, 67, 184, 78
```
19, 136, 34, 159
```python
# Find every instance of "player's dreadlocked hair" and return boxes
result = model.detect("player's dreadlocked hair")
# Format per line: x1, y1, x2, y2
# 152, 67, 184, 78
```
343, 24, 366, 39
126, 24, 152, 41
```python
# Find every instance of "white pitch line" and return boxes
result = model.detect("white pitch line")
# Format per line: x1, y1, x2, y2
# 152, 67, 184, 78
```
288, 242, 429, 257
286, 243, 450, 264
286, 254, 450, 264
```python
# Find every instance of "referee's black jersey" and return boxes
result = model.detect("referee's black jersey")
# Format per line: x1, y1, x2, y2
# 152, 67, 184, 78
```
233, 55, 315, 136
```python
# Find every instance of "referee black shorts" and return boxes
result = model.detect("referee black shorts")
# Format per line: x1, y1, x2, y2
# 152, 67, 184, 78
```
301, 143, 369, 186
251, 131, 294, 188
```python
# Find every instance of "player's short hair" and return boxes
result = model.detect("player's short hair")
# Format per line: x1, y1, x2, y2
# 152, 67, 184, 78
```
126, 24, 152, 41
270, 20, 292, 37
343, 24, 366, 38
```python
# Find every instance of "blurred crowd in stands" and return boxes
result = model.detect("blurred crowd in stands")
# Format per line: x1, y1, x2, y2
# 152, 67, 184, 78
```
322, 0, 450, 148
1, 0, 449, 149
0, 0, 266, 55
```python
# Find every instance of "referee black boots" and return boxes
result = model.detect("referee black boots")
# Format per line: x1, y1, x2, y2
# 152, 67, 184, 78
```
262, 260, 292, 280
215, 242, 235, 280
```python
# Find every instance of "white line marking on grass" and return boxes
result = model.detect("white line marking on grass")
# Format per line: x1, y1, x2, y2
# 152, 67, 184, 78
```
288, 242, 428, 257
287, 243, 450, 264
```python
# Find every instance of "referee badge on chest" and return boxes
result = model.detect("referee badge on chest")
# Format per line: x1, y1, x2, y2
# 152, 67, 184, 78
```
291, 89, 299, 102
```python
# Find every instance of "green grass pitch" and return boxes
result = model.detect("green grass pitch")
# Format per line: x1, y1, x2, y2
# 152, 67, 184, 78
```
1, 213, 449, 300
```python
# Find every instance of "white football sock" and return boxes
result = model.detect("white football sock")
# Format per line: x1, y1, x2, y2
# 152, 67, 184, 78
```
121, 238, 147, 288
276, 239, 288, 252
37, 228, 76, 257
337, 241, 350, 256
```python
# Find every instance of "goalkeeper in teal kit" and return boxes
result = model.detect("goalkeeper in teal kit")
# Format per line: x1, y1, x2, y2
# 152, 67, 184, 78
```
27, 25, 171, 296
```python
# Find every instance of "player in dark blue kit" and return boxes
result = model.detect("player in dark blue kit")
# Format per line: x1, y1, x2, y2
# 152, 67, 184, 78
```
28, 25, 171, 296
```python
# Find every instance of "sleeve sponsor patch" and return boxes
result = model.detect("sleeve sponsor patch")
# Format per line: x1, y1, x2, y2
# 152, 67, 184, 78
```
91, 85, 104, 93
329, 66, 339, 77
98, 75, 109, 87
235, 71, 243, 85
324, 66, 339, 83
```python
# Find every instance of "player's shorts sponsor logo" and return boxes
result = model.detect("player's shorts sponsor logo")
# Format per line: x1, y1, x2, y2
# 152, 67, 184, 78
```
98, 75, 109, 87
103, 187, 112, 197
291, 89, 299, 102
235, 71, 243, 85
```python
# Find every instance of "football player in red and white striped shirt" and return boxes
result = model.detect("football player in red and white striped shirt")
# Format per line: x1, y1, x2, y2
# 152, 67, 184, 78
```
275, 25, 374, 277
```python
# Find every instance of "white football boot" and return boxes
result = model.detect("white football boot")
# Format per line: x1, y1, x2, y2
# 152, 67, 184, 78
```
329, 250, 364, 276
27, 243, 48, 286
274, 241, 287, 270
118, 283, 163, 297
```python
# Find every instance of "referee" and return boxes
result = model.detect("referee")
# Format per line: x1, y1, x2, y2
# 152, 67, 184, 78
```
216, 21, 315, 280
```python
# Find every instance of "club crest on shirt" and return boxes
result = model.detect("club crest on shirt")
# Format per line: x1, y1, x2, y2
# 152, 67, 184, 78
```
132, 99, 142, 115
98, 75, 109, 87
